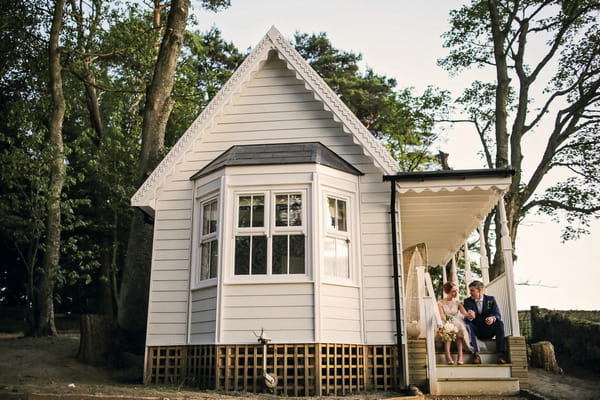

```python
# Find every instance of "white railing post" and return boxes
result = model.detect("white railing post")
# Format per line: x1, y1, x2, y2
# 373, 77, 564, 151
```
497, 199, 520, 336
478, 224, 490, 285
423, 295, 439, 395
464, 241, 472, 286
416, 266, 426, 338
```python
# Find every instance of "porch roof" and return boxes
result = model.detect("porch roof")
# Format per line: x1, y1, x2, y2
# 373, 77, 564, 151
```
384, 168, 514, 267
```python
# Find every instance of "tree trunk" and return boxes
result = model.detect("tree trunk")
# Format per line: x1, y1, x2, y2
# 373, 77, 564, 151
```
487, 0, 512, 279
36, 0, 66, 337
531, 341, 562, 374
78, 314, 113, 366
117, 0, 190, 354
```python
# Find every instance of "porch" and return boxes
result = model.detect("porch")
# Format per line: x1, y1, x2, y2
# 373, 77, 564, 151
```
386, 168, 528, 395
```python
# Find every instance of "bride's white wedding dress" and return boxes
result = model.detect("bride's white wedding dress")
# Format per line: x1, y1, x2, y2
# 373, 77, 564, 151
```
438, 299, 471, 349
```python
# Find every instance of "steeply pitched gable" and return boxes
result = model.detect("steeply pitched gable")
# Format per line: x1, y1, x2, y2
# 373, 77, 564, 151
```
132, 26, 398, 209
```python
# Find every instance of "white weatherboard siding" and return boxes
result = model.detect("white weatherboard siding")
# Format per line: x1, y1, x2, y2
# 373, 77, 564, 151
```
145, 53, 400, 346
320, 284, 361, 343
146, 210, 191, 346
190, 286, 217, 343
359, 176, 398, 345
220, 283, 314, 343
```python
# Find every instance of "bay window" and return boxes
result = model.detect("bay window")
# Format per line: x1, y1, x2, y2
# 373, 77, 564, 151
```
234, 190, 306, 276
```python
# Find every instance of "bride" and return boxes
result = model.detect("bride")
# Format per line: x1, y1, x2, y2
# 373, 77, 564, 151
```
437, 281, 470, 364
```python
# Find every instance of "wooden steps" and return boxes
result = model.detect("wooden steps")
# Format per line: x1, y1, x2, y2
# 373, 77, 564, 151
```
435, 377, 520, 395
432, 352, 519, 395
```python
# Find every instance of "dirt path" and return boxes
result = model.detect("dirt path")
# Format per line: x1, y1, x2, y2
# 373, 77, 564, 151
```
0, 334, 598, 399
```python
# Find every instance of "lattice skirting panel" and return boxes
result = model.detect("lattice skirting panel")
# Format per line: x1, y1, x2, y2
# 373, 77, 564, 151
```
145, 343, 401, 396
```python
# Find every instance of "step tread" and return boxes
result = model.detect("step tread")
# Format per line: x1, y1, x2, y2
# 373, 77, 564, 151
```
438, 377, 519, 382
437, 363, 512, 367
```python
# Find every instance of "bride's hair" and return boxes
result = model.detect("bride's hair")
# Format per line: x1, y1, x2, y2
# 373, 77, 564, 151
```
442, 281, 456, 294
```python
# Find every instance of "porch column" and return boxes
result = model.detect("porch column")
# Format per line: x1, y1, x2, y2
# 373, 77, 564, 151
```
451, 255, 458, 284
441, 263, 447, 284
464, 241, 472, 286
477, 224, 490, 285
497, 198, 520, 335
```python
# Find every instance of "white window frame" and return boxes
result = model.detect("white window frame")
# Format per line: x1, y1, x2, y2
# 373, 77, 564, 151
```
230, 188, 309, 281
193, 195, 220, 288
322, 191, 354, 284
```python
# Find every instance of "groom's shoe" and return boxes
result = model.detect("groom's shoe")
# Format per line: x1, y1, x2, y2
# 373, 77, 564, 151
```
498, 354, 508, 364
472, 354, 481, 364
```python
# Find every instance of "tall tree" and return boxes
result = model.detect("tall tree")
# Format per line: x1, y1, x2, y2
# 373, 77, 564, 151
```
440, 0, 600, 278
117, 0, 231, 353
37, 0, 67, 336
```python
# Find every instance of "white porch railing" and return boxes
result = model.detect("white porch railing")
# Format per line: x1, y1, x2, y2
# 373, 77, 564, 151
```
485, 273, 520, 336
418, 267, 443, 395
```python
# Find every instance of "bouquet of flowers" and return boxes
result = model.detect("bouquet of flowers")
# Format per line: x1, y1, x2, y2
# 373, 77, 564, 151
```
437, 320, 458, 342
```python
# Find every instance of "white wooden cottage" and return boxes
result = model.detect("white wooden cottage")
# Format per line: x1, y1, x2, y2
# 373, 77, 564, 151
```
132, 27, 527, 396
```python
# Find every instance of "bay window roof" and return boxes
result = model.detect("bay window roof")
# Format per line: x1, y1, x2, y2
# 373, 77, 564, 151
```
190, 142, 363, 180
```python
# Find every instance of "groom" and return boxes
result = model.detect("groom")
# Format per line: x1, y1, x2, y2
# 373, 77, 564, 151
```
463, 280, 507, 364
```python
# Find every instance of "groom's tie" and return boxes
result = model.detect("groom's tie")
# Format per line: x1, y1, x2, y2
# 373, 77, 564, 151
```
476, 299, 483, 314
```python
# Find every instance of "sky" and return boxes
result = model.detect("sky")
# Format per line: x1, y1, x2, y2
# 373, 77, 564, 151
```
191, 0, 600, 311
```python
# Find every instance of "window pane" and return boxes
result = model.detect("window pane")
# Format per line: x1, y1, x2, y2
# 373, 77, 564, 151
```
275, 195, 288, 227
209, 240, 218, 279
252, 196, 264, 227
289, 234, 305, 274
327, 197, 336, 229
324, 237, 336, 276
251, 235, 267, 274
203, 201, 217, 234
337, 199, 347, 232
272, 235, 288, 274
200, 242, 210, 280
336, 238, 349, 278
238, 196, 251, 227
209, 201, 217, 233
235, 236, 250, 275
290, 194, 302, 226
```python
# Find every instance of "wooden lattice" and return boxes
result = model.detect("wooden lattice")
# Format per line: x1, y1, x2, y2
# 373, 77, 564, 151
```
145, 343, 401, 396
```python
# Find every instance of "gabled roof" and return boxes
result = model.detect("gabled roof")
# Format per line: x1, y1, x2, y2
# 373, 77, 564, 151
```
190, 142, 363, 180
132, 26, 398, 208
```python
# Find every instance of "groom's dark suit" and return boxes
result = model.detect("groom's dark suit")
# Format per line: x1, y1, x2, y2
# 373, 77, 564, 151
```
463, 294, 505, 354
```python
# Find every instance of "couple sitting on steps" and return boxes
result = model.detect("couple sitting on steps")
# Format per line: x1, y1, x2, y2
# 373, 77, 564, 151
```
437, 280, 507, 365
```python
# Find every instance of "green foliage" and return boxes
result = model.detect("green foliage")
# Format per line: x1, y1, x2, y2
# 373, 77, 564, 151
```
168, 27, 245, 146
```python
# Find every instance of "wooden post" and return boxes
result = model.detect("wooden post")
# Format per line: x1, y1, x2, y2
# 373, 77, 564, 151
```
497, 198, 520, 336
464, 241, 472, 286
441, 262, 447, 284
478, 224, 490, 284
450, 255, 458, 284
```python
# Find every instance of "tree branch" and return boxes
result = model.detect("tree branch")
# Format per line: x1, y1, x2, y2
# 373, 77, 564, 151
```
522, 199, 600, 215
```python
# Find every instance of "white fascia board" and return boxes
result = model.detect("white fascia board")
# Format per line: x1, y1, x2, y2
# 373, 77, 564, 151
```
396, 176, 512, 194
